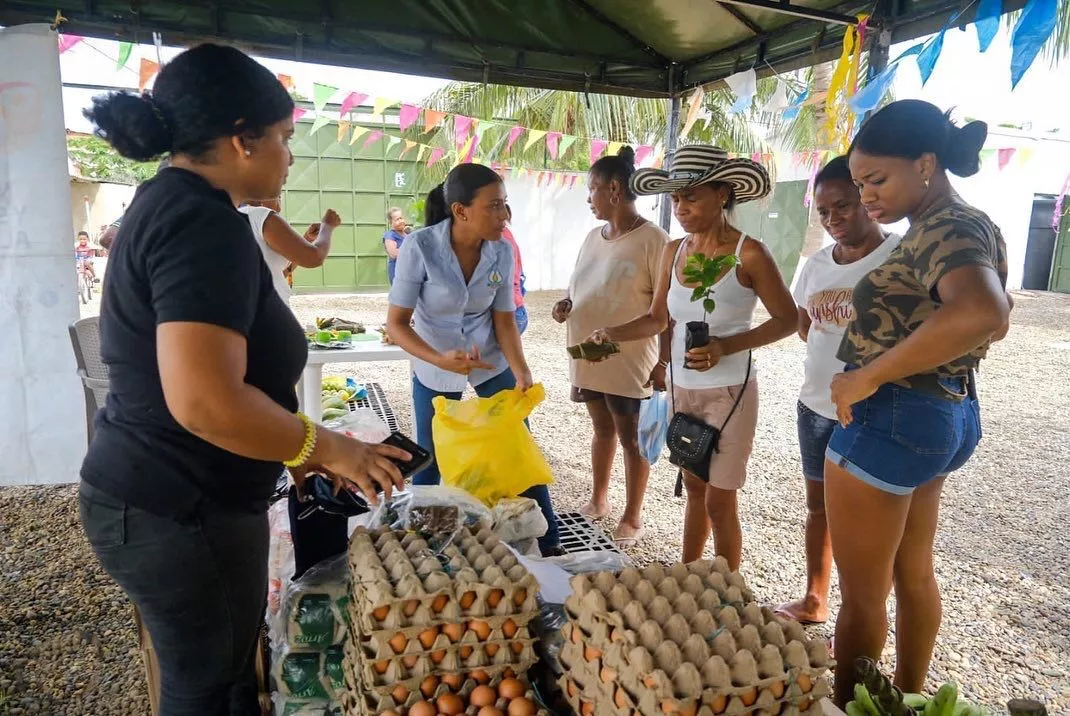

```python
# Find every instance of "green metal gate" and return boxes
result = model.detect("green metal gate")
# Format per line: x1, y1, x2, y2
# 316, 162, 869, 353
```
1050, 202, 1070, 293
282, 114, 426, 293
734, 179, 810, 285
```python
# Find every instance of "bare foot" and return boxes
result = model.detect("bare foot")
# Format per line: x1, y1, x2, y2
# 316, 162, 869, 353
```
612, 521, 645, 546
774, 596, 829, 625
579, 501, 610, 519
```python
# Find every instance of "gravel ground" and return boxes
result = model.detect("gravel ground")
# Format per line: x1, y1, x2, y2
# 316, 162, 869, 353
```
1, 289, 1067, 714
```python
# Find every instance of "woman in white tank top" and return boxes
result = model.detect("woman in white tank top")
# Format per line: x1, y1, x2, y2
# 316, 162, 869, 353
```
584, 145, 797, 569
239, 197, 339, 304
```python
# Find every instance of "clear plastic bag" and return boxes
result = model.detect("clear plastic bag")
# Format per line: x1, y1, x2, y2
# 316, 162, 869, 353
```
638, 390, 669, 465
548, 549, 633, 574
364, 485, 494, 553
491, 497, 549, 544
323, 407, 390, 443
271, 642, 344, 701
272, 696, 341, 716
271, 555, 349, 652
267, 499, 295, 617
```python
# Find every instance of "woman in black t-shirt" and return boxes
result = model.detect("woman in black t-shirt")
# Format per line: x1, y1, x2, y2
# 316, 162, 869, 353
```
80, 44, 409, 715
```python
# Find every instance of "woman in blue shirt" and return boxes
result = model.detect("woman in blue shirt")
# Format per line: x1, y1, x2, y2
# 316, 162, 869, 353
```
386, 164, 561, 555
383, 207, 408, 285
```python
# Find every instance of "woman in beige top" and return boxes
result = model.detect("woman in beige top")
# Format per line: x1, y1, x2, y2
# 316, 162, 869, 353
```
553, 147, 669, 546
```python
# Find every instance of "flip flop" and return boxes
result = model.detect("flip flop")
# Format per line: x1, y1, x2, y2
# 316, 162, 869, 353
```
612, 526, 646, 548
773, 601, 828, 626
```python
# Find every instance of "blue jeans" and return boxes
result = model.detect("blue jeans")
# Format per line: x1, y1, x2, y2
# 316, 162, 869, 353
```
411, 369, 560, 553
515, 305, 528, 335
797, 400, 837, 481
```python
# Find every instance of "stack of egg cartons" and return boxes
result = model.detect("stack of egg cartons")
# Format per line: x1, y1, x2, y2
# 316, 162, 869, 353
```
558, 559, 833, 716
341, 525, 543, 715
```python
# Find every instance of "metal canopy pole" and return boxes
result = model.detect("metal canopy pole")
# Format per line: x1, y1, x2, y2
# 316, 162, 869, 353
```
659, 66, 681, 231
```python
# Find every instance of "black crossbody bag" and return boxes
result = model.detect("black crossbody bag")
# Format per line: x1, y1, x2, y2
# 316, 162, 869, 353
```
667, 349, 752, 497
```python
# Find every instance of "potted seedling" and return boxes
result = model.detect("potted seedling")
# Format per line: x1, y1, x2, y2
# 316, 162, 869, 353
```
682, 252, 740, 367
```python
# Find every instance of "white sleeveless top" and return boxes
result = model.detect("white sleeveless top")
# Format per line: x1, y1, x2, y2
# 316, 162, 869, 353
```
238, 205, 292, 303
667, 234, 758, 389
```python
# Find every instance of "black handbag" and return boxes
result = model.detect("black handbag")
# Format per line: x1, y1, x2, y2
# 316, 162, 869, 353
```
667, 349, 752, 497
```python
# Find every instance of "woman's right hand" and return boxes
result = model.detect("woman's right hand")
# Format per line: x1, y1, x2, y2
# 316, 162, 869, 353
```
312, 430, 409, 505
552, 298, 572, 324
437, 348, 494, 376
322, 209, 342, 228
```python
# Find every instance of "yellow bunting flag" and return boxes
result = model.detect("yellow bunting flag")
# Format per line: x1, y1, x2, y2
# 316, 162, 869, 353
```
372, 97, 395, 117
524, 130, 548, 152
401, 140, 417, 158
607, 141, 624, 157
348, 126, 371, 146
417, 144, 430, 161
337, 120, 352, 143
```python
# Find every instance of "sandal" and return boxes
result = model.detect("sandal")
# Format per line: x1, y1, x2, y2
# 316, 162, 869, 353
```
612, 525, 646, 548
578, 503, 610, 520
773, 601, 829, 626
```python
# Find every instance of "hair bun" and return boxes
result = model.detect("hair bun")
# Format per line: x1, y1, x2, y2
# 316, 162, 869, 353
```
617, 145, 636, 169
83, 92, 172, 162
943, 119, 987, 178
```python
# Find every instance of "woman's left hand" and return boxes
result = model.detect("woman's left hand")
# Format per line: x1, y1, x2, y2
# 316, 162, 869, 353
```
684, 339, 724, 372
830, 367, 880, 427
515, 368, 534, 393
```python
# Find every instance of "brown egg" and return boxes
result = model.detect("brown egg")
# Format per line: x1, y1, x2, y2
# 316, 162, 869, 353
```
403, 654, 419, 668
469, 685, 497, 708
470, 669, 490, 684
709, 694, 727, 714
565, 679, 577, 698
580, 701, 594, 716
569, 625, 582, 644
389, 632, 409, 655
512, 588, 528, 607
510, 642, 524, 656
372, 605, 390, 622
418, 627, 440, 649
440, 672, 464, 690
614, 687, 629, 709
420, 675, 440, 698
442, 622, 464, 643
501, 619, 518, 638
408, 701, 436, 716
459, 645, 473, 659
507, 697, 536, 716
487, 589, 504, 608
468, 619, 492, 641
485, 643, 500, 657
740, 687, 758, 707
374, 659, 390, 675
502, 668, 516, 679
390, 684, 409, 704
381, 712, 402, 716
497, 677, 525, 700
797, 674, 813, 693
436, 692, 464, 716
430, 648, 447, 664
459, 591, 477, 610
404, 599, 420, 617
477, 708, 504, 716
431, 594, 449, 613
583, 645, 602, 662
600, 666, 616, 684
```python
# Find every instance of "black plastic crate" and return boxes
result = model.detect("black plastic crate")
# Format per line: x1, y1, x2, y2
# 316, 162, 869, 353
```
554, 511, 622, 556
346, 381, 399, 433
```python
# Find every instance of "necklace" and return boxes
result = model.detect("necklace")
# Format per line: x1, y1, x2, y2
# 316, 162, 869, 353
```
602, 214, 644, 240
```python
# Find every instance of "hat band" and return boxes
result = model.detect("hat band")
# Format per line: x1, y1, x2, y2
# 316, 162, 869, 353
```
668, 170, 704, 181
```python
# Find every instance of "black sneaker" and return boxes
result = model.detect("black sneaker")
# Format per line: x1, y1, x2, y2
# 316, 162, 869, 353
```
541, 544, 567, 558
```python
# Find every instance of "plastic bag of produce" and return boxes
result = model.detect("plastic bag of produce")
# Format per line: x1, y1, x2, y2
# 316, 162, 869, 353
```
271, 643, 345, 701
273, 556, 349, 650
272, 696, 341, 716
366, 485, 494, 552
268, 498, 296, 617
323, 407, 389, 442
638, 390, 669, 465
492, 497, 548, 544
432, 385, 554, 505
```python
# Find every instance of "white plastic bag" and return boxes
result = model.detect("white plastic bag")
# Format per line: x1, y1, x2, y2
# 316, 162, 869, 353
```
271, 556, 349, 652
365, 485, 494, 552
491, 497, 548, 544
324, 407, 390, 443
638, 391, 669, 465
267, 499, 295, 617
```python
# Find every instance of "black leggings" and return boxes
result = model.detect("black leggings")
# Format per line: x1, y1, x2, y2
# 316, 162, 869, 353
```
79, 481, 267, 716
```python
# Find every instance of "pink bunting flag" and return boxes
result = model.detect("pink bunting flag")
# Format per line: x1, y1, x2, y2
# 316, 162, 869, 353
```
998, 148, 1016, 170
363, 130, 384, 149
292, 108, 308, 123
589, 139, 609, 165
506, 126, 525, 152
454, 115, 473, 138
464, 135, 480, 163
546, 132, 562, 160
635, 145, 654, 166
426, 148, 446, 167
339, 92, 368, 117
569, 175, 578, 189
58, 34, 83, 54
399, 104, 420, 131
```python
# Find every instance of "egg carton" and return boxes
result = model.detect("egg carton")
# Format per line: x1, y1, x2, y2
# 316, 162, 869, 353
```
352, 615, 537, 662
338, 664, 535, 715
345, 632, 539, 687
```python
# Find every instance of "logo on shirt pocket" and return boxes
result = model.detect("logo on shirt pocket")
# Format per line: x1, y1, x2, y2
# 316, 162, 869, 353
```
487, 269, 504, 287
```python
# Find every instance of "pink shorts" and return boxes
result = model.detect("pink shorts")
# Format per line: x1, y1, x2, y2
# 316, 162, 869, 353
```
672, 380, 758, 490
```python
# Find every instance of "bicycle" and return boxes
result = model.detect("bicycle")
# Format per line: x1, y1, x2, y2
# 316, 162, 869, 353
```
77, 261, 94, 305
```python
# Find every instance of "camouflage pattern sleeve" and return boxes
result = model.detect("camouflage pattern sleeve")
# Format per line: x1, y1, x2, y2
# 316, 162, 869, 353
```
911, 210, 1001, 292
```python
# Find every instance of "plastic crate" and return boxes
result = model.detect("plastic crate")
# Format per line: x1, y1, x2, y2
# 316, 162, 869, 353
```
554, 511, 622, 556
346, 381, 400, 433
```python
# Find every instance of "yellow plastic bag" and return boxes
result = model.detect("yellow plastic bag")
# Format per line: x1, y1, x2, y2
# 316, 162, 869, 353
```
432, 384, 554, 506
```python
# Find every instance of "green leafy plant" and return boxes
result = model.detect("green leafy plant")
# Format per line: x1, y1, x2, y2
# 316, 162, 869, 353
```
67, 135, 156, 185
683, 252, 741, 317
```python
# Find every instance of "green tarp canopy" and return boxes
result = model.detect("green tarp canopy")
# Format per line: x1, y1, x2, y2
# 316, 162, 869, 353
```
0, 0, 1027, 96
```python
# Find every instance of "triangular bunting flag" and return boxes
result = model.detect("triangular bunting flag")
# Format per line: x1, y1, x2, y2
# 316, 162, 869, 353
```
337, 120, 352, 143
607, 141, 624, 157
975, 0, 1002, 52
349, 126, 371, 146
537, 172, 548, 187
139, 58, 160, 92
569, 175, 578, 189
454, 115, 473, 138
559, 135, 579, 158
117, 41, 134, 70
457, 135, 476, 164
427, 148, 446, 167
401, 140, 418, 158
546, 132, 562, 159
277, 74, 294, 91
760, 81, 791, 114
507, 126, 525, 152
1010, 0, 1058, 88
725, 69, 757, 113
424, 110, 446, 133
387, 136, 402, 153
997, 148, 1016, 170
635, 146, 654, 166
313, 83, 338, 112
309, 114, 331, 136
589, 139, 608, 164
363, 130, 384, 149
339, 92, 368, 117
652, 151, 665, 169
293, 107, 308, 123
1017, 147, 1035, 167
372, 97, 395, 117
399, 104, 420, 131
683, 86, 706, 136
525, 130, 548, 152
58, 34, 83, 54
979, 148, 997, 167
417, 145, 430, 161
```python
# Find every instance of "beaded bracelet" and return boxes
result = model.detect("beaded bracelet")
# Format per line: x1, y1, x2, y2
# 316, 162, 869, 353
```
284, 412, 317, 468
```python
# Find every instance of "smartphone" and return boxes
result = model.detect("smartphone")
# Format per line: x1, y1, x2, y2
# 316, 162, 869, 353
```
382, 431, 433, 478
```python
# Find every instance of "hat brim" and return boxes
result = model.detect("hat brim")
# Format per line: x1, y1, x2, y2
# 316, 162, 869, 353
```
631, 158, 771, 203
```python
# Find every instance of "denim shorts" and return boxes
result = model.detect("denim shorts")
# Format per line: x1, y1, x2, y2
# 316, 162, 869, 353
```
797, 401, 837, 481
825, 381, 982, 495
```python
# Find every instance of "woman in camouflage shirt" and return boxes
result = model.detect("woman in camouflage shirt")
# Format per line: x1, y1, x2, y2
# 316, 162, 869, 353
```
823, 100, 1012, 706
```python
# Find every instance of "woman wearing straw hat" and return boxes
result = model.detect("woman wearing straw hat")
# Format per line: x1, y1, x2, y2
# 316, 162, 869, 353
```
585, 146, 796, 569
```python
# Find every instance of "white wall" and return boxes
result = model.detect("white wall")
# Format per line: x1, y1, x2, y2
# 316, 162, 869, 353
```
69, 180, 135, 238
0, 25, 86, 486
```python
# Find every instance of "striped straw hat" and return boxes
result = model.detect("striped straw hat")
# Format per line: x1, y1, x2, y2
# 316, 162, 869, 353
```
630, 145, 771, 203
